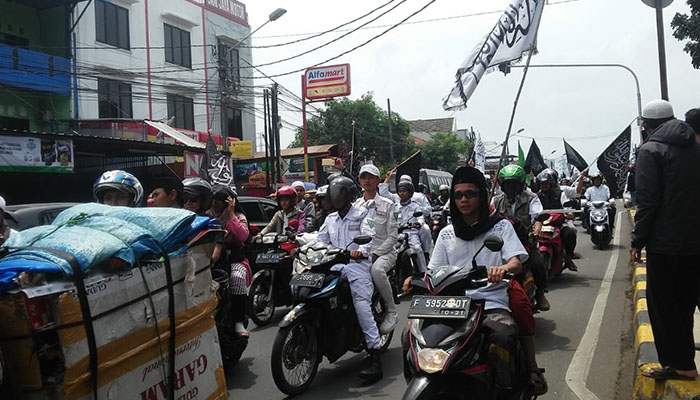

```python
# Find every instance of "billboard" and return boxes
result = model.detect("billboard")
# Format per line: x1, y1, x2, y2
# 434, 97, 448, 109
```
0, 136, 74, 173
304, 64, 351, 100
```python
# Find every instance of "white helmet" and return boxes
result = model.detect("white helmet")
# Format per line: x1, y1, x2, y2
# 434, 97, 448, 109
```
93, 170, 144, 206
316, 185, 328, 198
399, 174, 413, 183
439, 184, 449, 192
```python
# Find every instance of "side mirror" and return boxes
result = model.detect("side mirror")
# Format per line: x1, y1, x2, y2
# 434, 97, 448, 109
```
483, 235, 504, 252
413, 211, 423, 218
353, 235, 372, 245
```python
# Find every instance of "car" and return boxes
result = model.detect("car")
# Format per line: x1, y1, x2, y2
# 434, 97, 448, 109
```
4, 202, 80, 231
236, 196, 279, 235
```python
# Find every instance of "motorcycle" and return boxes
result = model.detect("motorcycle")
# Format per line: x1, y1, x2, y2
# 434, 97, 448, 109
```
246, 229, 297, 326
270, 236, 394, 396
402, 235, 535, 400
430, 205, 448, 243
212, 263, 249, 366
587, 200, 613, 250
538, 212, 566, 279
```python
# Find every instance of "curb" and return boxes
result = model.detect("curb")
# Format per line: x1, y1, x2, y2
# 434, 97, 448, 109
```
630, 210, 700, 400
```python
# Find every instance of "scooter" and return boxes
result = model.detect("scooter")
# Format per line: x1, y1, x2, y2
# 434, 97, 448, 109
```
588, 200, 613, 250
430, 205, 448, 243
402, 235, 535, 400
246, 230, 297, 326
538, 212, 566, 279
270, 236, 394, 396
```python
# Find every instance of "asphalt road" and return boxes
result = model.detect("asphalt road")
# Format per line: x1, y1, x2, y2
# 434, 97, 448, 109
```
227, 211, 635, 399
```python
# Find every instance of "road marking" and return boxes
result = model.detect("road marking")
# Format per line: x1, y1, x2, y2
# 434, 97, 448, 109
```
565, 212, 623, 400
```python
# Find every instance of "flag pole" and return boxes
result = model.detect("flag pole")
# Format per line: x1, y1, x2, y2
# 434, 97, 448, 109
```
490, 46, 536, 199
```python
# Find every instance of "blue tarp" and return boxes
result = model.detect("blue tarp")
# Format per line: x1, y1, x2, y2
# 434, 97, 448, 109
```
0, 203, 213, 293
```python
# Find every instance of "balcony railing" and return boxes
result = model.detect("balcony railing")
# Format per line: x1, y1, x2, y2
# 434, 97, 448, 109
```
0, 43, 71, 96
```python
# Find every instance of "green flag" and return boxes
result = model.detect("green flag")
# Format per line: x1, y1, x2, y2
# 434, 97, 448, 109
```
518, 141, 530, 186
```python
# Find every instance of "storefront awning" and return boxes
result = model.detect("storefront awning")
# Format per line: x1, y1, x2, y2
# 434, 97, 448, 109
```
144, 121, 206, 149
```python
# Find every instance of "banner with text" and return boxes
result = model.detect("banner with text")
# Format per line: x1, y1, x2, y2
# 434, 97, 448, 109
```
0, 136, 74, 173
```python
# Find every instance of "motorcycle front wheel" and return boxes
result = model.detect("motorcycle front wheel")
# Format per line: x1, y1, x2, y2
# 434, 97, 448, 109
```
271, 318, 321, 396
247, 274, 275, 326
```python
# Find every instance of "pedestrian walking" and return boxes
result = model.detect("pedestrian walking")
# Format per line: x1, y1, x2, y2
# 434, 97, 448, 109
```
631, 99, 700, 380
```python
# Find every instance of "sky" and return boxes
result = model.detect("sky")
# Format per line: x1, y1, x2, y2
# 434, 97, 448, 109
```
242, 0, 699, 168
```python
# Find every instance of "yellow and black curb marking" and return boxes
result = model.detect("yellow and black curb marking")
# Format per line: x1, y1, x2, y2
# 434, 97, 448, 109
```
630, 210, 700, 400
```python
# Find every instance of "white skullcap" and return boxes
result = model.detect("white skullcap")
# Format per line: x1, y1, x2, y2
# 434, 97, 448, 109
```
642, 99, 674, 119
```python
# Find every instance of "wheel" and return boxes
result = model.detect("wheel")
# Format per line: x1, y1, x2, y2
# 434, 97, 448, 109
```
247, 275, 275, 326
270, 318, 321, 396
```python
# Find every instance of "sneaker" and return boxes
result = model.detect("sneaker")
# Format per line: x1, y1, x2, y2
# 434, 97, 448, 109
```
566, 259, 578, 272
234, 322, 249, 337
379, 311, 398, 334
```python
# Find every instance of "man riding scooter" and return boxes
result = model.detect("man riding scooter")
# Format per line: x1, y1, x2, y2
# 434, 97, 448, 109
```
583, 172, 615, 231
317, 176, 383, 382
492, 165, 550, 312
536, 169, 585, 271
434, 184, 450, 207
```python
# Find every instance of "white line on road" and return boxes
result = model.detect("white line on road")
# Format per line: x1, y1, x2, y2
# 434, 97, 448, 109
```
565, 212, 623, 400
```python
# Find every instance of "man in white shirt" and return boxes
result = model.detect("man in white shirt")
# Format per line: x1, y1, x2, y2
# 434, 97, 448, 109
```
584, 172, 615, 228
354, 164, 399, 334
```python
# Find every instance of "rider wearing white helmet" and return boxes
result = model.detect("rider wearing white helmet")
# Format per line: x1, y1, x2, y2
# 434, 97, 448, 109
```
93, 170, 144, 207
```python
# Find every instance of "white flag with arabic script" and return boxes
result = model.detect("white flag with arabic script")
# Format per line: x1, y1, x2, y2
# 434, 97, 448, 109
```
443, 0, 545, 111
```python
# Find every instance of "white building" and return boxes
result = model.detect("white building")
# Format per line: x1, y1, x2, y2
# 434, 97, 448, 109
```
72, 0, 255, 147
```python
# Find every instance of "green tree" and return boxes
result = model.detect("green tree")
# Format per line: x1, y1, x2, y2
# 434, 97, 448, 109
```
419, 132, 472, 172
289, 93, 416, 168
671, 0, 700, 69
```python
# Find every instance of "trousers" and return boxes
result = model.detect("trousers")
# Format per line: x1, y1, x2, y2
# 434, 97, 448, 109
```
561, 226, 577, 259
371, 252, 398, 313
646, 253, 700, 370
408, 233, 427, 272
418, 224, 432, 253
332, 261, 381, 349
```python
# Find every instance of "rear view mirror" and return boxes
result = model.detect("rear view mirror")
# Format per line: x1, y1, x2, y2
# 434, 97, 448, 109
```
413, 211, 423, 218
353, 235, 372, 245
483, 235, 503, 252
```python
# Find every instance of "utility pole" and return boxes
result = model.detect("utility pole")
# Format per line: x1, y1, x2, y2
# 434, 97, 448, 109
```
387, 98, 394, 165
641, 0, 673, 100
271, 83, 281, 188
263, 89, 271, 193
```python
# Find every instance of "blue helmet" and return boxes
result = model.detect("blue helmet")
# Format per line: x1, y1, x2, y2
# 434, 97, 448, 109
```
93, 170, 144, 206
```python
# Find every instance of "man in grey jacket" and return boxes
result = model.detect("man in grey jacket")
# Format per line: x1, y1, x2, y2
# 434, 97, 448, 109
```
632, 99, 700, 381
355, 164, 400, 333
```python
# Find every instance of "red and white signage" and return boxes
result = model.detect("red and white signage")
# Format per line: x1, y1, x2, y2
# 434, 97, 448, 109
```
304, 64, 351, 100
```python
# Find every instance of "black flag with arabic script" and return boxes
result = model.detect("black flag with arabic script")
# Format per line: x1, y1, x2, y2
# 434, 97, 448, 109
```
524, 140, 547, 175
596, 125, 631, 198
199, 133, 234, 186
563, 139, 588, 173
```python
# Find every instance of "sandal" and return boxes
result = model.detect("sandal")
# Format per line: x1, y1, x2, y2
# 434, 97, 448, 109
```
528, 368, 548, 396
642, 366, 697, 380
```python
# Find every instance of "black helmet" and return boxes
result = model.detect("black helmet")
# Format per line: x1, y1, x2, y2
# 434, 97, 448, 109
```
182, 178, 213, 211
536, 169, 557, 187
212, 184, 237, 202
328, 176, 357, 212
326, 172, 342, 185
417, 183, 428, 194
397, 181, 415, 196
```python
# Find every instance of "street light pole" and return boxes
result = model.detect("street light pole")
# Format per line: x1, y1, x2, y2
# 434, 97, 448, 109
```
641, 0, 673, 100
511, 63, 644, 142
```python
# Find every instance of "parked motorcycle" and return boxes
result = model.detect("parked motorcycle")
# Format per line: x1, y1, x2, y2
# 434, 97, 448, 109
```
270, 236, 394, 396
538, 212, 566, 279
587, 200, 613, 250
246, 230, 297, 326
402, 235, 535, 400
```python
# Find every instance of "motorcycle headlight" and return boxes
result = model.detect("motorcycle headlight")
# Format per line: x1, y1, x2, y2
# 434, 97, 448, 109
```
592, 211, 606, 222
417, 348, 450, 374
308, 250, 324, 264
262, 234, 277, 244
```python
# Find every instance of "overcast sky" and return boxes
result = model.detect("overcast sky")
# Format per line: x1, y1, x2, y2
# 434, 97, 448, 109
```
243, 0, 699, 167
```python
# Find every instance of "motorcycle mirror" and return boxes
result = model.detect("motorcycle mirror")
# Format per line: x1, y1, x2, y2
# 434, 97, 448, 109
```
413, 211, 423, 218
483, 235, 504, 252
353, 235, 372, 245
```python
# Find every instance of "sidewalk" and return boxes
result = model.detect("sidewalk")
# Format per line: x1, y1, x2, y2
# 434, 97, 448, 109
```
630, 208, 700, 399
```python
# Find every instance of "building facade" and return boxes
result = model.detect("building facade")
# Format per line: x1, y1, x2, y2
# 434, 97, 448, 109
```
72, 0, 256, 147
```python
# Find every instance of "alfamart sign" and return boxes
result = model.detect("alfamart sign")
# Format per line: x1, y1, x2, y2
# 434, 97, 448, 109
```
304, 64, 351, 100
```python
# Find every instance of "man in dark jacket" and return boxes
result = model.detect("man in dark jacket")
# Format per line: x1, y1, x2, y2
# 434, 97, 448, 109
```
631, 99, 700, 381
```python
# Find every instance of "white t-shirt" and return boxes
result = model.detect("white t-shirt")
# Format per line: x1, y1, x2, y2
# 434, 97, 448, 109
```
585, 185, 611, 202
428, 220, 528, 311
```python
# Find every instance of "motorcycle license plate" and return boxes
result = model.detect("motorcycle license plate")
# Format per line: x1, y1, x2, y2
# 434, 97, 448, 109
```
256, 252, 280, 264
407, 296, 471, 319
290, 273, 325, 288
